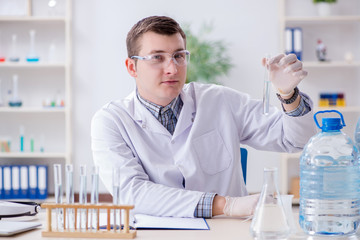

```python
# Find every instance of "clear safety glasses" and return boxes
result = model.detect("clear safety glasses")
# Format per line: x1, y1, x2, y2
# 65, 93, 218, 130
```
131, 50, 190, 69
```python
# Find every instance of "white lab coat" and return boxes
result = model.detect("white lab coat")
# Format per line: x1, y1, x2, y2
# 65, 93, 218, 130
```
91, 82, 316, 218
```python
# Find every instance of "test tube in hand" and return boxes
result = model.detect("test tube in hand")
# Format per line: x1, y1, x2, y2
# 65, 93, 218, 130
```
113, 168, 121, 231
65, 164, 75, 230
263, 54, 271, 115
90, 166, 99, 230
53, 164, 64, 231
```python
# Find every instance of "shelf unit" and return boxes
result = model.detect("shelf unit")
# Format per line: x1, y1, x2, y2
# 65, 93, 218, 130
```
279, 0, 360, 195
0, 1, 72, 164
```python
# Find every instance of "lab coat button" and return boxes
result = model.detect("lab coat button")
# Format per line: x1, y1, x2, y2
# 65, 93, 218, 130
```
142, 124, 146, 128
171, 140, 175, 144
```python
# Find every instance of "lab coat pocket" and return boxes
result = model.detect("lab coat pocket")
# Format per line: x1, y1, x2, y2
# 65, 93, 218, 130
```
193, 130, 232, 175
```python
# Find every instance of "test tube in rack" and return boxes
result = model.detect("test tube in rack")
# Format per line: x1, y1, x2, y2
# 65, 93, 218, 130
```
90, 166, 99, 230
79, 165, 87, 230
53, 164, 64, 231
65, 164, 75, 230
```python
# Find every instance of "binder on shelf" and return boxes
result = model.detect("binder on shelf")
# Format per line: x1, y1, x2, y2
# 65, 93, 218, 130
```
11, 166, 20, 199
0, 165, 48, 200
37, 165, 48, 199
0, 166, 3, 199
29, 165, 37, 199
284, 27, 302, 61
20, 166, 29, 199
3, 166, 11, 199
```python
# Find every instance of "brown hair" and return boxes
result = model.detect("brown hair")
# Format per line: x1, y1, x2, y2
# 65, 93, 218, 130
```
126, 16, 186, 57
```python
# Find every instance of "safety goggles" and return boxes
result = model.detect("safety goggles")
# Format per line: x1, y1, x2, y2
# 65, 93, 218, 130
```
131, 50, 190, 69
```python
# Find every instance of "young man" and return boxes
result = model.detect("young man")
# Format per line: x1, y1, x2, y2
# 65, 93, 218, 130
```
91, 16, 316, 218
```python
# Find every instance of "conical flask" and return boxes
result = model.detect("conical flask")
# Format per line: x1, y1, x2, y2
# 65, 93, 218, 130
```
250, 167, 290, 239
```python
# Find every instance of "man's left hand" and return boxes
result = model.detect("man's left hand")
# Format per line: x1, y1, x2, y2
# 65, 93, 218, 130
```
262, 54, 308, 96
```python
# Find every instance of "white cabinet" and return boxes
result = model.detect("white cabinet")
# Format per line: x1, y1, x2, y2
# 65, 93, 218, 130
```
279, 0, 360, 196
0, 0, 72, 166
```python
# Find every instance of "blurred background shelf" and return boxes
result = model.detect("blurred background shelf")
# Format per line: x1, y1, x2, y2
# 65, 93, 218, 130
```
0, 152, 66, 158
0, 63, 66, 68
0, 107, 66, 113
279, 0, 360, 195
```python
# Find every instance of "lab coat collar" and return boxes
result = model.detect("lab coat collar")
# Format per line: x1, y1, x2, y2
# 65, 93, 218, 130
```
172, 90, 196, 139
132, 93, 170, 136
130, 88, 196, 138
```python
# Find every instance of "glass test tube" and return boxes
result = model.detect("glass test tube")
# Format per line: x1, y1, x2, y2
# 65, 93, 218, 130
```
19, 125, 24, 152
9, 35, 19, 62
65, 164, 75, 230
0, 32, 5, 62
112, 167, 121, 231
90, 166, 99, 230
53, 164, 64, 230
30, 135, 34, 152
263, 54, 271, 115
40, 134, 45, 152
79, 165, 87, 230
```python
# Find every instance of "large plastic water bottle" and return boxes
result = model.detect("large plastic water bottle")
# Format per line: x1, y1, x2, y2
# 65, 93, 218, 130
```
355, 117, 360, 150
299, 110, 360, 236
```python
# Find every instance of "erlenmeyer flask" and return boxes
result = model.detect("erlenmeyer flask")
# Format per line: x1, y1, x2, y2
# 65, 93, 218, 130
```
250, 167, 290, 239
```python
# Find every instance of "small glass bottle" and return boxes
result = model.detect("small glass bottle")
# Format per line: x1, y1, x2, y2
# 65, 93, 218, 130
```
0, 32, 5, 62
26, 30, 39, 62
9, 34, 20, 62
250, 167, 290, 239
8, 75, 22, 107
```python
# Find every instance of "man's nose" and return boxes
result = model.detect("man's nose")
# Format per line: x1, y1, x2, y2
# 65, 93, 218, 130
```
164, 57, 178, 73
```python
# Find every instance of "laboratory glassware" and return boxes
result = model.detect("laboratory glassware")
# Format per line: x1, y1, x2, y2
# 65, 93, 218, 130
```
8, 75, 22, 107
26, 30, 39, 62
30, 135, 34, 152
250, 167, 290, 239
262, 54, 271, 115
48, 0, 58, 16
280, 195, 297, 234
65, 164, 75, 230
0, 32, 5, 62
299, 110, 360, 235
113, 167, 121, 230
355, 117, 360, 150
53, 164, 64, 231
90, 166, 99, 230
0, 79, 4, 107
48, 42, 57, 63
40, 134, 45, 152
19, 125, 24, 152
9, 35, 20, 62
79, 165, 87, 230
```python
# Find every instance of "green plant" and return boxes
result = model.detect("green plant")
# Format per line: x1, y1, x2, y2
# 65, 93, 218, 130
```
313, 0, 337, 3
183, 23, 233, 84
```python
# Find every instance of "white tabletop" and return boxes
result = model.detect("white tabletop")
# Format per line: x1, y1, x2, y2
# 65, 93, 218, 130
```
2, 207, 360, 240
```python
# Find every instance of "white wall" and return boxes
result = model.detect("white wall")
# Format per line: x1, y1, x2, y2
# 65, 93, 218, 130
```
72, 0, 283, 194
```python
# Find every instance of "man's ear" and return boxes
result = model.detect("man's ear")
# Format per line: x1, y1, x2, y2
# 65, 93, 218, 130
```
125, 58, 137, 78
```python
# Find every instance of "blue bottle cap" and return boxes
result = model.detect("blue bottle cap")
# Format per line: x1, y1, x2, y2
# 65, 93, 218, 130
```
322, 118, 342, 131
314, 110, 346, 131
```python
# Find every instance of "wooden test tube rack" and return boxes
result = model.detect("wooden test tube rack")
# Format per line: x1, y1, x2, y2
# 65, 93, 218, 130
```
41, 203, 137, 239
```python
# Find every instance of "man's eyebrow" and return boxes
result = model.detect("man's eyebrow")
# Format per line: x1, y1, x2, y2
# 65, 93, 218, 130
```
147, 48, 185, 54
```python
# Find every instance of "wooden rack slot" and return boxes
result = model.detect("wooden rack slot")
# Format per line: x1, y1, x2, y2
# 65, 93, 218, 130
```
41, 203, 136, 239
